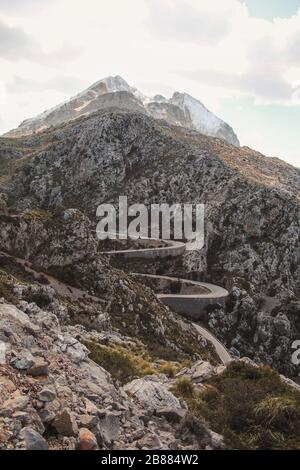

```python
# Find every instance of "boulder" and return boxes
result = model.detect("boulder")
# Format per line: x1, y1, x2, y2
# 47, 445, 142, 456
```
0, 341, 8, 365
20, 427, 48, 450
155, 407, 186, 423
27, 358, 49, 377
12, 351, 34, 370
53, 409, 78, 437
191, 361, 216, 383
136, 432, 162, 450
0, 303, 40, 334
123, 376, 181, 410
39, 399, 61, 424
56, 334, 89, 364
98, 412, 120, 445
79, 414, 99, 429
1, 395, 30, 417
14, 410, 45, 435
38, 387, 57, 402
78, 428, 98, 450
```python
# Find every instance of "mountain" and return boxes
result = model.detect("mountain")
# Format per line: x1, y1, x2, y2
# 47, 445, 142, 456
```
4, 75, 240, 146
1, 89, 300, 450
0, 107, 299, 377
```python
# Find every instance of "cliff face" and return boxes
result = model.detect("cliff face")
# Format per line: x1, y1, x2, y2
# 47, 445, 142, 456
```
0, 109, 299, 376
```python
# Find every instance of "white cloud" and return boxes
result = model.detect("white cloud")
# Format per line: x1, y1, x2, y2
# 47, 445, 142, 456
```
0, 19, 38, 61
145, 0, 235, 45
0, 17, 82, 65
0, 0, 56, 15
144, 0, 300, 105
6, 75, 85, 94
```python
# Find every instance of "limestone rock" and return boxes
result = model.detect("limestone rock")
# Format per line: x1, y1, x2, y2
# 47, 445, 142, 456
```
191, 361, 217, 383
123, 376, 182, 410
98, 412, 120, 445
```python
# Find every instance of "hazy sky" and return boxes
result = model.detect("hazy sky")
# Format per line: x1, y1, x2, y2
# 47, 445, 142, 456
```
0, 0, 300, 167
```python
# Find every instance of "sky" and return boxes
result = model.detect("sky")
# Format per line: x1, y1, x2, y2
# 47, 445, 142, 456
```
0, 0, 300, 168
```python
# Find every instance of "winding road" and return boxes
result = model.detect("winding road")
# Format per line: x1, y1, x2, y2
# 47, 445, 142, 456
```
100, 239, 232, 365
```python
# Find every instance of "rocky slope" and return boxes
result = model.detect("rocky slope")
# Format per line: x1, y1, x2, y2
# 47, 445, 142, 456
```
4, 76, 239, 146
0, 297, 224, 450
1, 249, 300, 450
0, 209, 226, 450
0, 109, 299, 378
0, 98, 300, 450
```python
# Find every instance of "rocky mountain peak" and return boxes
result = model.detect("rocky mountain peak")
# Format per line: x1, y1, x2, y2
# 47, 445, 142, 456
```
88, 75, 133, 94
4, 75, 239, 146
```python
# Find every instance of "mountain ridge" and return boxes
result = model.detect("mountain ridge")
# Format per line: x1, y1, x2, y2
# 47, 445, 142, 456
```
4, 75, 240, 146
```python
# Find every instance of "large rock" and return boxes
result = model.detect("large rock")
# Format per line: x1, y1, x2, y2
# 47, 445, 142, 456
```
123, 376, 182, 410
20, 427, 48, 450
78, 428, 98, 450
38, 387, 57, 402
1, 395, 30, 417
136, 432, 162, 450
27, 358, 49, 377
155, 407, 186, 423
191, 361, 217, 383
98, 412, 120, 445
53, 409, 78, 437
56, 333, 89, 364
12, 351, 34, 370
0, 303, 40, 334
0, 341, 8, 365
78, 414, 99, 429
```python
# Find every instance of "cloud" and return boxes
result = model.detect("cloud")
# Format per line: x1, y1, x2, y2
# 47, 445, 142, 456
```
145, 0, 234, 45
0, 19, 38, 61
45, 43, 84, 67
181, 65, 299, 104
6, 75, 85, 94
286, 31, 300, 65
164, 0, 300, 105
0, 0, 56, 15
0, 18, 82, 65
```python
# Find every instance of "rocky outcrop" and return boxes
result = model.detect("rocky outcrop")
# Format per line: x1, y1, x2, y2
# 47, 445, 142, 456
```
123, 375, 183, 410
0, 298, 225, 450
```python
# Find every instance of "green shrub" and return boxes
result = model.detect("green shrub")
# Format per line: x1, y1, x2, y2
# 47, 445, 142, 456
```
173, 378, 195, 399
159, 363, 177, 378
174, 361, 300, 450
83, 341, 156, 385
83, 341, 137, 385
254, 396, 300, 429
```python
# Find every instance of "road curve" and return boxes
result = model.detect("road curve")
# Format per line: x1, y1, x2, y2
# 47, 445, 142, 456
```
99, 239, 186, 259
132, 273, 231, 365
193, 323, 231, 365
100, 239, 231, 365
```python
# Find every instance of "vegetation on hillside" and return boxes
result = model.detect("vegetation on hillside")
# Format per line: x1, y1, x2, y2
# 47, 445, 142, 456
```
173, 361, 300, 450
